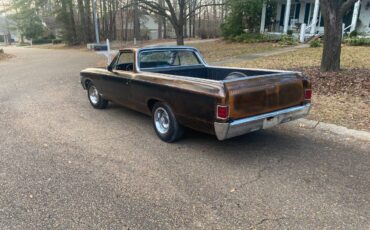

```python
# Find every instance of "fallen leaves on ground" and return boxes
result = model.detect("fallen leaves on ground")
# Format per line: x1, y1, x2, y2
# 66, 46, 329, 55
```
0, 52, 14, 61
296, 67, 370, 98
300, 67, 370, 132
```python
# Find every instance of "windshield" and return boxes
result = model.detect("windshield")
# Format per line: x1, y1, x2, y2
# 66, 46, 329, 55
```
139, 50, 201, 69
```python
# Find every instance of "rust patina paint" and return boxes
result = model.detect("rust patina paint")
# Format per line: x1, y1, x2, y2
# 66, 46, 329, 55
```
81, 70, 225, 135
225, 74, 306, 119
80, 47, 311, 137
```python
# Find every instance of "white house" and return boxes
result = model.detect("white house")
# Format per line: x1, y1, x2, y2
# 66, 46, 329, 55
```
260, 0, 370, 42
0, 14, 17, 43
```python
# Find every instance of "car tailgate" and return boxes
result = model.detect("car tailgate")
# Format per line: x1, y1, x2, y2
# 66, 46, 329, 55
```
224, 73, 306, 119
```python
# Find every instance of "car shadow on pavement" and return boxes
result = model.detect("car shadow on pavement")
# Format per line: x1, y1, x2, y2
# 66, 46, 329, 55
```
107, 102, 320, 159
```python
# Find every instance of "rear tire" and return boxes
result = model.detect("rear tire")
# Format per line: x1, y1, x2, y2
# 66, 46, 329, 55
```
87, 82, 108, 109
152, 102, 184, 142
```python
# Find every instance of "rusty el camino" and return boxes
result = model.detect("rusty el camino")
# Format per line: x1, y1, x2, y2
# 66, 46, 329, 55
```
80, 46, 312, 142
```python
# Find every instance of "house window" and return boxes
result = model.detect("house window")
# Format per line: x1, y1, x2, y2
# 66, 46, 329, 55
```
304, 3, 311, 24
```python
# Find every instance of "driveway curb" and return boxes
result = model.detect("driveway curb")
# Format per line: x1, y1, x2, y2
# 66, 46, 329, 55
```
291, 119, 370, 142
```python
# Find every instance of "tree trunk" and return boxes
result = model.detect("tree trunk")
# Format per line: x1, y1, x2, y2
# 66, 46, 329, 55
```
99, 0, 104, 37
320, 0, 358, 72
163, 18, 167, 38
133, 0, 140, 41
84, 0, 93, 42
320, 16, 343, 72
77, 0, 87, 43
175, 27, 184, 45
124, 3, 129, 41
177, 0, 185, 45
158, 18, 163, 39
67, 0, 77, 44
158, 0, 164, 39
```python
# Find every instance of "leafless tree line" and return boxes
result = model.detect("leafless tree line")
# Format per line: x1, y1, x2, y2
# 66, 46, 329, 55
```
34, 0, 226, 45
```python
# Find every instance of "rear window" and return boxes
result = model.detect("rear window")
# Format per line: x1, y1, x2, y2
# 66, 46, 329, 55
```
139, 50, 201, 69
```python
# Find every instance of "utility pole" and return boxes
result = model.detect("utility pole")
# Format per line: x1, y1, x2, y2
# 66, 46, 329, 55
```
92, 0, 100, 43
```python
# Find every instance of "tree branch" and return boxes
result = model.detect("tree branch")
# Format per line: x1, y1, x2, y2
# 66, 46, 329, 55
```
186, 3, 225, 19
340, 0, 359, 16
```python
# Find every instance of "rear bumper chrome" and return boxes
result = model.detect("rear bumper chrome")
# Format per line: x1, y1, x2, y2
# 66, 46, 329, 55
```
214, 104, 311, 140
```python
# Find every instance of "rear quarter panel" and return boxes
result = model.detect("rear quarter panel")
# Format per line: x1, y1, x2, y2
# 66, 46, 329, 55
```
131, 73, 225, 134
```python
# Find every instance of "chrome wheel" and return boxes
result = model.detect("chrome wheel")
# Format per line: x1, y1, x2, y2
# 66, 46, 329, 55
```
154, 107, 170, 134
88, 85, 99, 105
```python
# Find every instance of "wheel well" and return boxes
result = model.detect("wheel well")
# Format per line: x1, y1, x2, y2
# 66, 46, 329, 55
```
84, 79, 92, 89
147, 99, 160, 111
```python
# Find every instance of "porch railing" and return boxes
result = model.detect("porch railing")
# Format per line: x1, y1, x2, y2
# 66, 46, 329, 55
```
299, 23, 316, 43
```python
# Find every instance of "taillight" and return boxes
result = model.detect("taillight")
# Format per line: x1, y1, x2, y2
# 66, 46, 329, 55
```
217, 105, 229, 120
305, 89, 312, 100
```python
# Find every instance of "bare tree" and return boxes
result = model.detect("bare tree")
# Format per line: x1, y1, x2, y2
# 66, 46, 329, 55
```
130, 0, 224, 45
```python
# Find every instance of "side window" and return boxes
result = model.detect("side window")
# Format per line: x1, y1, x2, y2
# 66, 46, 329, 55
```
115, 51, 134, 71
178, 51, 200, 66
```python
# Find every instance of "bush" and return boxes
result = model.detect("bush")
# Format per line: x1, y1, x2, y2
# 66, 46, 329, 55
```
287, 30, 294, 36
349, 30, 358, 38
52, 39, 63, 44
226, 33, 281, 43
32, 38, 53, 44
345, 37, 370, 46
279, 35, 297, 46
18, 42, 31, 46
310, 39, 321, 48
221, 0, 264, 37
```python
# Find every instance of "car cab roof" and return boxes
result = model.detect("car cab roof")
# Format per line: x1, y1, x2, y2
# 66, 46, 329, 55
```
119, 45, 198, 52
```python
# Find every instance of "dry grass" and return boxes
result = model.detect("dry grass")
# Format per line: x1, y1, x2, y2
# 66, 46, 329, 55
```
309, 95, 370, 132
230, 45, 370, 69
189, 40, 279, 62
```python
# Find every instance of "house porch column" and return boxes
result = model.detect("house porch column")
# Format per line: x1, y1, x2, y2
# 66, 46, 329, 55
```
350, 0, 361, 32
283, 0, 291, 33
260, 2, 267, 33
310, 0, 320, 34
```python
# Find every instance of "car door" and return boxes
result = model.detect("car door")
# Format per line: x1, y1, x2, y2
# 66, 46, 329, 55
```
102, 50, 135, 106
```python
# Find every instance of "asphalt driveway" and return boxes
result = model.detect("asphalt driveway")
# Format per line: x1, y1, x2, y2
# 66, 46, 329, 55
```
0, 47, 369, 229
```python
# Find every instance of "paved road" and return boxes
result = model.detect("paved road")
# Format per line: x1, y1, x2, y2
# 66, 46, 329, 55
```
0, 47, 369, 230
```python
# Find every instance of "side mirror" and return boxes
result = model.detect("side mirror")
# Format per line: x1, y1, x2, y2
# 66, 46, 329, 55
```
107, 65, 113, 72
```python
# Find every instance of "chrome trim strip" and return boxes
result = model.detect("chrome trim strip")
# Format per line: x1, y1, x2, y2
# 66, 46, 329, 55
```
214, 104, 311, 140
231, 104, 310, 126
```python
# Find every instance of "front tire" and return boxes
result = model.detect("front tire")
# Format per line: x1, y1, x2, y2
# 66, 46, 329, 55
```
87, 82, 108, 109
152, 102, 184, 142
